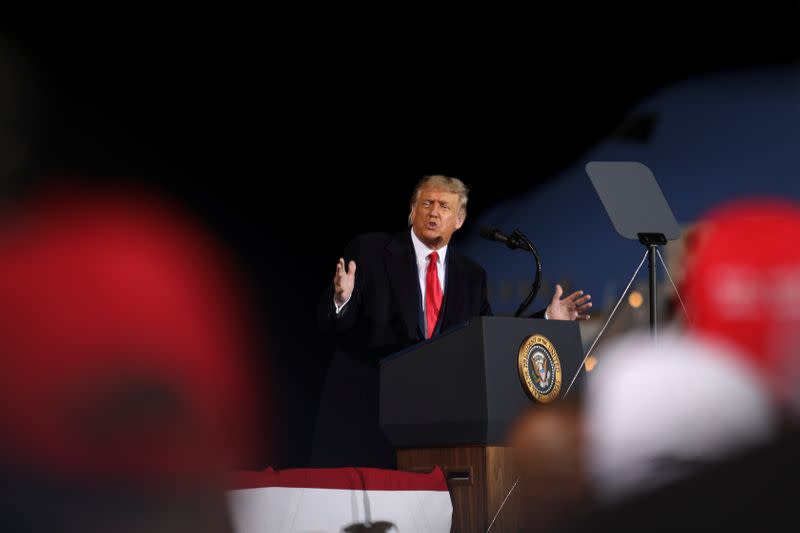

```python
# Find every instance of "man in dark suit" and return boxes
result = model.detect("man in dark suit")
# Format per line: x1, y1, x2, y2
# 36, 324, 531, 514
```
311, 175, 591, 468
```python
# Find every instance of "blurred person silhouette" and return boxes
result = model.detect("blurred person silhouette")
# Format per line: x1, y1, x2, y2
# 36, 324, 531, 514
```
564, 332, 799, 533
509, 398, 592, 532
680, 198, 800, 424
583, 329, 776, 507
0, 185, 268, 532
313, 175, 592, 468
557, 197, 800, 531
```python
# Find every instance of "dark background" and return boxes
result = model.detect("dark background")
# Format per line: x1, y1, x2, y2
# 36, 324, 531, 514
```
2, 7, 798, 467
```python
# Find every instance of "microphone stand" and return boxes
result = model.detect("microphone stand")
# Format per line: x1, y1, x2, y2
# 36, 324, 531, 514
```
512, 229, 543, 318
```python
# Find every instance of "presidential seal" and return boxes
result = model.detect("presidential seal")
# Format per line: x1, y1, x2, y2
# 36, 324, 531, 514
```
517, 334, 562, 403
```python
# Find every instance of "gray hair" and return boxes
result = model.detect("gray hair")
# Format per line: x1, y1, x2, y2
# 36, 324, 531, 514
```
408, 175, 469, 225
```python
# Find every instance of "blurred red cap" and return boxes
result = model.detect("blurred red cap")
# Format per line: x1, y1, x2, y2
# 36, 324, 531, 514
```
681, 197, 800, 398
0, 186, 265, 484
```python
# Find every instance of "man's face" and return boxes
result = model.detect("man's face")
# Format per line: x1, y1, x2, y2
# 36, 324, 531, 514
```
410, 186, 464, 248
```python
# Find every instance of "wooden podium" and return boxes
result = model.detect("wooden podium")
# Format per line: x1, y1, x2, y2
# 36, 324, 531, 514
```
379, 317, 585, 532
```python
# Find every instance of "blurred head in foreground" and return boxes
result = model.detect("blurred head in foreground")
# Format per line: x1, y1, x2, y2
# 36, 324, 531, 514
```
0, 185, 264, 531
681, 197, 800, 420
509, 398, 591, 531
585, 329, 776, 506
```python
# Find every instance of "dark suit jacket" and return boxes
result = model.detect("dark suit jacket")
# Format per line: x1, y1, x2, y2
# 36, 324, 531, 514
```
318, 231, 493, 357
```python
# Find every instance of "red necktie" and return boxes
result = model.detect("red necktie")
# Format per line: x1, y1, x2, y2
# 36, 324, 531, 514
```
425, 250, 442, 338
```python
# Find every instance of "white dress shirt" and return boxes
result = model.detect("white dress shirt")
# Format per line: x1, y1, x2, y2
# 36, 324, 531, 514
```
410, 228, 446, 319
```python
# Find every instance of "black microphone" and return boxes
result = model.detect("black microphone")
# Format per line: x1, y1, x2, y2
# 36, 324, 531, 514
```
480, 226, 528, 250
480, 225, 543, 317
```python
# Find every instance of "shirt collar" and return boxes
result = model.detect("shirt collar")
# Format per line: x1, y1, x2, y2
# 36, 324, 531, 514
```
410, 227, 448, 266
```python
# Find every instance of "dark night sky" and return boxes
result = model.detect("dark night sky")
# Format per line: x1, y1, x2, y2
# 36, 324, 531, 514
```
3, 7, 798, 466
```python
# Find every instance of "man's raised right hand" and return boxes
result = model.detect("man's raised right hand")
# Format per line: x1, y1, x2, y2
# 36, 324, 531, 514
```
334, 257, 356, 306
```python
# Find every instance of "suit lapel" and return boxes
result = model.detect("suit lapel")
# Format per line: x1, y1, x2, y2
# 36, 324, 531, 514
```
438, 248, 461, 333
385, 233, 423, 341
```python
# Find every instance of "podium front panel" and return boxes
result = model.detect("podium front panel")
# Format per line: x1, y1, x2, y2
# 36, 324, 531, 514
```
380, 317, 585, 448
379, 320, 487, 447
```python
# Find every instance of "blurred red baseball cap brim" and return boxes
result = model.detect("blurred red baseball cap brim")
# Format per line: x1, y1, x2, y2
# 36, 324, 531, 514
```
0, 185, 266, 485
